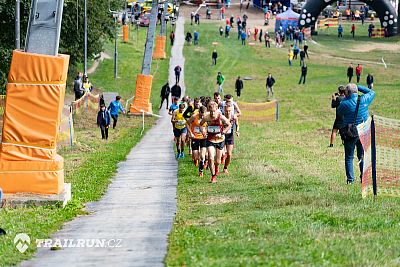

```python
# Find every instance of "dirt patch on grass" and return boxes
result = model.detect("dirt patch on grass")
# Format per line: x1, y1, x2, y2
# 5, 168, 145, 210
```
350, 42, 400, 53
193, 46, 207, 53
205, 196, 237, 205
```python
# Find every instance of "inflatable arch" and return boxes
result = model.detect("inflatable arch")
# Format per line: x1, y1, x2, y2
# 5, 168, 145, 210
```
298, 0, 398, 36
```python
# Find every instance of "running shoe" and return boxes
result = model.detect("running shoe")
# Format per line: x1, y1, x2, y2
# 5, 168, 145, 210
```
180, 152, 185, 159
199, 172, 203, 177
176, 153, 180, 159
223, 168, 228, 174
210, 175, 217, 183
221, 154, 227, 165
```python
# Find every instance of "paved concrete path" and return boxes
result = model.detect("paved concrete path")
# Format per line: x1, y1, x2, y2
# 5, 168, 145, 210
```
20, 17, 186, 267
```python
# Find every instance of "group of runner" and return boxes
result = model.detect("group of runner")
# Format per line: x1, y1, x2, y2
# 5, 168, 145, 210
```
168, 92, 241, 183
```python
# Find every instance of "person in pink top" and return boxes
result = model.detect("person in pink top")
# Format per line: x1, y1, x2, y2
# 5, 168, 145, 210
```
356, 64, 362, 83
254, 28, 259, 41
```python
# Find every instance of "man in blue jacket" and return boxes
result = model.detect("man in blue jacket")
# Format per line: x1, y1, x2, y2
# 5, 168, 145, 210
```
108, 96, 125, 129
337, 84, 375, 184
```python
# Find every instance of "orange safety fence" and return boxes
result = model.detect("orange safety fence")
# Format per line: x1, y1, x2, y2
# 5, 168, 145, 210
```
237, 100, 278, 122
0, 50, 69, 194
372, 28, 385, 38
71, 91, 100, 114
58, 105, 75, 147
318, 18, 339, 29
153, 35, 167, 59
130, 74, 153, 114
123, 25, 129, 43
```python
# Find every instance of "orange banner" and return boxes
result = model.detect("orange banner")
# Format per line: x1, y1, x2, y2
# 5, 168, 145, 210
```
123, 25, 129, 43
153, 35, 167, 59
130, 74, 153, 114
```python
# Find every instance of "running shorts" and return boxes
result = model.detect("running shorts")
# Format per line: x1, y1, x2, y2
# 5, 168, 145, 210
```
225, 132, 234, 145
206, 140, 225, 150
191, 139, 207, 150
173, 127, 187, 137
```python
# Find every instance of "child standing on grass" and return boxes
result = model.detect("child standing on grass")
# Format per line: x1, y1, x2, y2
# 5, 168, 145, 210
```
97, 104, 112, 140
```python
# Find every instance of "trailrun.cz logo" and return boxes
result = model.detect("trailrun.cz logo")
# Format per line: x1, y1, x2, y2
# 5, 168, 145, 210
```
14, 233, 123, 253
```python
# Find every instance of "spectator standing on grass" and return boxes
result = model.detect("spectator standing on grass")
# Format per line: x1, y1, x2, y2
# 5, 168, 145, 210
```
266, 73, 275, 98
298, 64, 307, 84
304, 41, 309, 58
230, 15, 234, 27
185, 32, 192, 44
288, 48, 293, 66
259, 29, 263, 43
337, 83, 375, 184
217, 72, 225, 93
329, 85, 346, 147
368, 23, 374, 37
191, 12, 194, 25
356, 64, 362, 83
219, 26, 224, 37
338, 24, 343, 38
97, 104, 111, 140
225, 24, 231, 38
254, 27, 259, 41
351, 24, 356, 38
194, 31, 199, 45
171, 83, 182, 99
366, 73, 374, 89
170, 30, 175, 45
299, 48, 306, 66
293, 44, 300, 60
206, 7, 211, 19
347, 63, 354, 83
195, 13, 200, 24
108, 96, 125, 129
212, 50, 218, 65
241, 30, 247, 45
174, 65, 182, 83
159, 82, 170, 110
235, 76, 244, 97
73, 72, 84, 100
264, 31, 270, 47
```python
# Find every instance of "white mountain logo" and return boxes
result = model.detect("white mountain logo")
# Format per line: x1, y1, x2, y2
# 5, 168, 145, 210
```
14, 233, 31, 253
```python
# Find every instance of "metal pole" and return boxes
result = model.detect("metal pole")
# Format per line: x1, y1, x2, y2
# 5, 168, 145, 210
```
84, 0, 88, 76
114, 17, 118, 79
15, 0, 20, 49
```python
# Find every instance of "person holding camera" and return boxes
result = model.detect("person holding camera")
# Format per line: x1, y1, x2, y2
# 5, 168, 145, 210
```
329, 85, 346, 147
336, 83, 375, 184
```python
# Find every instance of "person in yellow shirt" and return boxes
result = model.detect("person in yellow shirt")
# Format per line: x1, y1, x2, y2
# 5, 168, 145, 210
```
171, 104, 188, 159
288, 48, 293, 66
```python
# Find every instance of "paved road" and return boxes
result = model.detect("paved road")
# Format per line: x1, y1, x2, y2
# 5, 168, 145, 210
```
20, 17, 186, 267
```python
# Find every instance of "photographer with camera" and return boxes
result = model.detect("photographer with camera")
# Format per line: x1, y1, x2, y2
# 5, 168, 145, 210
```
329, 85, 346, 147
336, 83, 375, 184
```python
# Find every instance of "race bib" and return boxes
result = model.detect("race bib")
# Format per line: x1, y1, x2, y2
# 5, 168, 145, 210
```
177, 120, 186, 126
194, 126, 201, 133
207, 125, 221, 133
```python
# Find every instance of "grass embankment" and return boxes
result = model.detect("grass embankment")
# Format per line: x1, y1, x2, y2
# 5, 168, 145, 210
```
166, 22, 400, 266
0, 24, 170, 266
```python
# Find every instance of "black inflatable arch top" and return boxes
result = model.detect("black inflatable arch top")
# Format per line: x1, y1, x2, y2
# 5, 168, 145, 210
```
299, 0, 398, 36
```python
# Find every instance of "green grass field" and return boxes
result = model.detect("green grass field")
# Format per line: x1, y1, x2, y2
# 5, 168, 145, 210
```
165, 22, 400, 266
0, 24, 169, 266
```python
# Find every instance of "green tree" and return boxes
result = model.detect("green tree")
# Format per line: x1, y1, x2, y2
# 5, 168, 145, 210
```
0, 0, 121, 94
